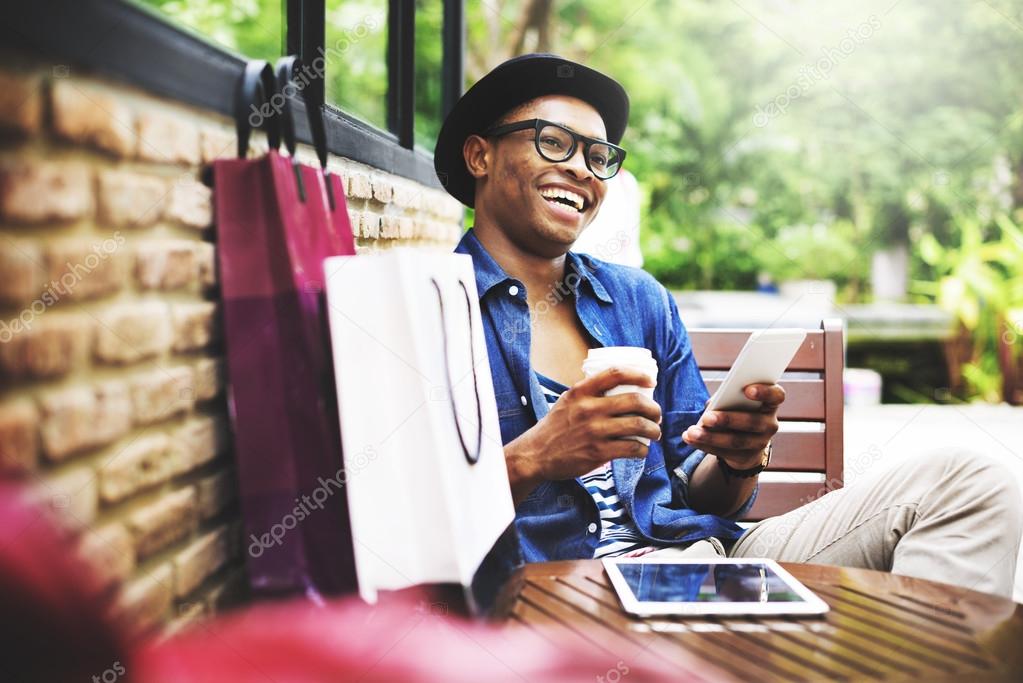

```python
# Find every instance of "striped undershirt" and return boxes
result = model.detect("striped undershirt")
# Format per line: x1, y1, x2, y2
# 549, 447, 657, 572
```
536, 372, 663, 559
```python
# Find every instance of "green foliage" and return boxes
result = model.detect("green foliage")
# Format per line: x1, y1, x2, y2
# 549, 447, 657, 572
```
137, 0, 1023, 400
133, 0, 284, 61
912, 212, 1023, 400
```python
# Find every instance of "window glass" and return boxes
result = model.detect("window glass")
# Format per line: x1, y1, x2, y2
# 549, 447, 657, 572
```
134, 0, 284, 63
324, 0, 389, 130
414, 0, 443, 153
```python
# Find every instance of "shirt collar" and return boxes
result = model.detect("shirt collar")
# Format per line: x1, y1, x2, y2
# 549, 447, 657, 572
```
455, 228, 614, 304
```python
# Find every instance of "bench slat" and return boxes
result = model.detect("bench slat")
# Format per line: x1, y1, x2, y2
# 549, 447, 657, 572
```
689, 330, 825, 371
744, 481, 828, 522
702, 378, 825, 421
768, 431, 826, 471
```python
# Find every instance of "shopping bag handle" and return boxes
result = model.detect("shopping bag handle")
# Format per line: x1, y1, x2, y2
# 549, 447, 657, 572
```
274, 55, 338, 209
431, 277, 484, 465
234, 60, 281, 158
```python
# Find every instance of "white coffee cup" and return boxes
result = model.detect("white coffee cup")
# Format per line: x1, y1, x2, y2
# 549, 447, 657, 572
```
581, 346, 658, 445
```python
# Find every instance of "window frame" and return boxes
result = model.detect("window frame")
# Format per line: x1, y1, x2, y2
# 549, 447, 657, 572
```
6, 0, 465, 189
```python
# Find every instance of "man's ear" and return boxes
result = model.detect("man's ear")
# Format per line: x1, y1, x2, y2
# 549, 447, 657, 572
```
463, 134, 490, 180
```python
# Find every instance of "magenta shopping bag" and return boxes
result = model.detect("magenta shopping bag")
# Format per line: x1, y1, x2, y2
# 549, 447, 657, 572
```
213, 59, 357, 597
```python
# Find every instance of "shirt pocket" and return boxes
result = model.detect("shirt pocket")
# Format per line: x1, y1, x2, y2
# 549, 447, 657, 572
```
496, 390, 527, 420
661, 407, 704, 442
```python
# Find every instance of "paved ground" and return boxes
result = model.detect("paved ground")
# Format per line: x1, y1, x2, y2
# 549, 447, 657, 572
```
844, 404, 1023, 602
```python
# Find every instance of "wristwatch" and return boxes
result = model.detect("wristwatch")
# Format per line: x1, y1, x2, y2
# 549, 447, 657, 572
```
716, 441, 772, 480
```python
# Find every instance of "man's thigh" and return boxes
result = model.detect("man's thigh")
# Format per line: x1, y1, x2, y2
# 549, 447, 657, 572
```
726, 458, 929, 570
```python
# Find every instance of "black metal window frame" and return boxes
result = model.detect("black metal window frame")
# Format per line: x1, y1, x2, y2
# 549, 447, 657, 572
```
5, 0, 465, 189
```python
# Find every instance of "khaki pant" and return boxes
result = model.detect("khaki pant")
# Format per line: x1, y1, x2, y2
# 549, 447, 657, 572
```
651, 448, 1023, 599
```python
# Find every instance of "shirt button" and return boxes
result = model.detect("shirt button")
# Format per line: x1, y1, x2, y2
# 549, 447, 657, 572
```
519, 395, 528, 406
508, 285, 519, 296
587, 522, 598, 534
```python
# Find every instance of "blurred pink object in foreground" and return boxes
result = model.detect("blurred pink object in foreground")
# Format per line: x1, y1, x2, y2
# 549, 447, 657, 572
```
0, 478, 685, 682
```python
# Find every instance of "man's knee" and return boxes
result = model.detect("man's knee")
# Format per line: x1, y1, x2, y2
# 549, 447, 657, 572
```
936, 448, 1022, 521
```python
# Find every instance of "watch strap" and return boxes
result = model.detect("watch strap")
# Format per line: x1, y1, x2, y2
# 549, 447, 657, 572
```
717, 441, 772, 480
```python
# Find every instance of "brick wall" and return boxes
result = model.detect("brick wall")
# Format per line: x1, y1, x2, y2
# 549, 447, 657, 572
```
0, 52, 464, 636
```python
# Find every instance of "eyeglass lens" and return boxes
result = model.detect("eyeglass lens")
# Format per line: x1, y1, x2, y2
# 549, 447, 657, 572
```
536, 124, 622, 179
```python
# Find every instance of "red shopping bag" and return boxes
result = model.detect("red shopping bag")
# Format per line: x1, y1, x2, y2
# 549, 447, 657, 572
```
213, 59, 357, 597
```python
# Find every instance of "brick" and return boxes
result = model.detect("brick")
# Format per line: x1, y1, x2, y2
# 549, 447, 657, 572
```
355, 211, 380, 239
130, 366, 194, 425
128, 486, 198, 559
200, 127, 236, 163
164, 178, 212, 229
173, 526, 229, 597
99, 433, 176, 503
0, 69, 42, 135
397, 216, 414, 239
44, 237, 128, 301
192, 357, 224, 401
371, 175, 393, 203
171, 302, 218, 352
38, 387, 92, 459
51, 79, 136, 157
105, 381, 139, 440
96, 169, 168, 228
39, 381, 132, 461
347, 172, 372, 200
194, 242, 217, 289
135, 241, 196, 290
171, 416, 228, 475
0, 239, 44, 307
0, 160, 93, 224
379, 215, 401, 239
165, 601, 206, 636
118, 563, 173, 634
0, 399, 38, 473
336, 170, 350, 196
205, 568, 249, 612
392, 184, 422, 210
0, 313, 91, 380
38, 465, 98, 529
78, 522, 135, 587
136, 108, 201, 165
196, 468, 235, 520
94, 301, 172, 364
411, 219, 427, 240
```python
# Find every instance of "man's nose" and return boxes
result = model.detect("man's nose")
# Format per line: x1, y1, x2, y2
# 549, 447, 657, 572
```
557, 145, 593, 179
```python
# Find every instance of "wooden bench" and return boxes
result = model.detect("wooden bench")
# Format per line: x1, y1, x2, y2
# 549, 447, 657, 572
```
689, 319, 845, 521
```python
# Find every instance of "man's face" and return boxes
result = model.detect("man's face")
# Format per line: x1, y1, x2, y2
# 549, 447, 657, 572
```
472, 95, 610, 257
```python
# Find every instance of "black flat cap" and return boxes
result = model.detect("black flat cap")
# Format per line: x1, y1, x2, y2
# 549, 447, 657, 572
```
434, 53, 629, 207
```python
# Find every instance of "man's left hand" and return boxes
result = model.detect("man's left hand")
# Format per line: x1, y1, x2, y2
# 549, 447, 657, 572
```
681, 383, 784, 469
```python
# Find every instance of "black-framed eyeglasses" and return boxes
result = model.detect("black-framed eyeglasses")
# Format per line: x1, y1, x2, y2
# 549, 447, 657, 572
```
482, 118, 626, 180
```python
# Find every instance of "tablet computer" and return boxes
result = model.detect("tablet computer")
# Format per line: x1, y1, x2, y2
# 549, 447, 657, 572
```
603, 557, 829, 617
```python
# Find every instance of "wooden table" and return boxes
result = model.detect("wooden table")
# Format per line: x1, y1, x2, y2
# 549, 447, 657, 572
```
493, 560, 1023, 682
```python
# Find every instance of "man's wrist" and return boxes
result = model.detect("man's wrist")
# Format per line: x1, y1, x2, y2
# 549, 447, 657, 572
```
715, 442, 772, 480
504, 438, 544, 503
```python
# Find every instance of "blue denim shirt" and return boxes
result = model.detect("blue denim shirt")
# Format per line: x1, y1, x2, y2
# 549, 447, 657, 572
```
456, 229, 757, 603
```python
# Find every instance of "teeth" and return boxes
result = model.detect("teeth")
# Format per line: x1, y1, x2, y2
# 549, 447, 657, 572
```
539, 187, 585, 212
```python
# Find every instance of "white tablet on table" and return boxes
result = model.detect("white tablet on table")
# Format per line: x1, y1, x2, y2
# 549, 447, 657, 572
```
603, 557, 830, 617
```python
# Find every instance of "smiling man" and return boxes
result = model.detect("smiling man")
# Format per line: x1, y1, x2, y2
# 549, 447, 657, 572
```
435, 54, 1021, 607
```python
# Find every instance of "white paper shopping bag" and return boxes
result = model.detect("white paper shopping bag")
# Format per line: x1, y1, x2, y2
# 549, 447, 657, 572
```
323, 249, 514, 603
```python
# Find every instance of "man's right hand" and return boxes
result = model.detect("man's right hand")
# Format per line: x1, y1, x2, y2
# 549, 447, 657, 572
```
503, 368, 662, 505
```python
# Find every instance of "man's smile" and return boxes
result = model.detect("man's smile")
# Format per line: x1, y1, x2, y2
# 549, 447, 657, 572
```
537, 183, 590, 213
